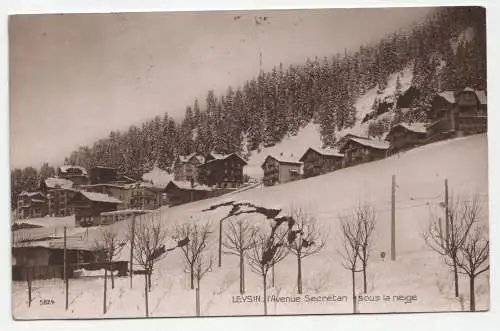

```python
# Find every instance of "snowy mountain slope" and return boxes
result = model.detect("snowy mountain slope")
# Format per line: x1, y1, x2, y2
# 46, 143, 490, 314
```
336, 63, 414, 140
13, 134, 489, 319
244, 122, 323, 179
244, 64, 414, 180
450, 26, 475, 55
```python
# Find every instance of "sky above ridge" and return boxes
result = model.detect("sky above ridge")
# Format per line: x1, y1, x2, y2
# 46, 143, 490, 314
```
9, 7, 433, 168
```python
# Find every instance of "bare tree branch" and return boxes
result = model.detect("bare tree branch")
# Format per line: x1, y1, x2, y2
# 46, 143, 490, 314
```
174, 221, 212, 290
286, 207, 326, 294
222, 217, 257, 294
424, 193, 488, 311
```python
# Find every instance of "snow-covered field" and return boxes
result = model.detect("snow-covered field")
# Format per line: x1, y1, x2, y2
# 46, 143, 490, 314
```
12, 134, 489, 319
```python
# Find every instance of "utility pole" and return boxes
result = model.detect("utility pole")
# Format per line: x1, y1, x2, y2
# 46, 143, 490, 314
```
445, 178, 449, 249
196, 275, 201, 317
64, 226, 68, 310
391, 175, 396, 261
218, 216, 228, 268
130, 214, 136, 289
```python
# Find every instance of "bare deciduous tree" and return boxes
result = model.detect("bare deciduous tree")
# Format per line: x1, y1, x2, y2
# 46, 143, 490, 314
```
129, 214, 169, 317
425, 196, 462, 298
222, 218, 257, 294
424, 193, 489, 311
455, 225, 489, 312
194, 252, 213, 316
354, 203, 376, 294
175, 222, 211, 290
338, 213, 363, 314
453, 195, 488, 311
287, 208, 326, 294
247, 224, 289, 316
94, 226, 126, 315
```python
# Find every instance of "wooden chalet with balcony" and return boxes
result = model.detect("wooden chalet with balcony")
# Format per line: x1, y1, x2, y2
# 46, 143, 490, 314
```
261, 155, 302, 186
427, 88, 487, 142
338, 136, 389, 167
385, 122, 427, 155
128, 181, 166, 210
299, 148, 344, 178
164, 180, 215, 206
17, 192, 48, 219
197, 152, 247, 188
173, 153, 205, 182
70, 191, 122, 227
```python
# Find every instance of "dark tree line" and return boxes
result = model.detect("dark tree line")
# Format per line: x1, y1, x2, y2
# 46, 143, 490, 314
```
11, 7, 486, 209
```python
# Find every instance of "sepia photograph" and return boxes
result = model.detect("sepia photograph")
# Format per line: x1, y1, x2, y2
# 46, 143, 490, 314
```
9, 5, 489, 320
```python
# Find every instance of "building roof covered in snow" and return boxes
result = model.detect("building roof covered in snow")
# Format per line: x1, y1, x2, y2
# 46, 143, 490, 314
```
299, 147, 344, 162
90, 165, 116, 170
261, 155, 302, 168
12, 236, 99, 251
339, 136, 390, 151
387, 122, 427, 136
100, 209, 153, 216
334, 133, 369, 147
202, 152, 247, 166
437, 88, 487, 105
165, 180, 214, 192
80, 183, 128, 190
14, 215, 75, 228
59, 165, 88, 176
178, 153, 205, 164
208, 152, 227, 160
123, 181, 165, 191
12, 227, 62, 244
12, 225, 87, 244
19, 191, 45, 198
78, 191, 123, 204
44, 177, 74, 190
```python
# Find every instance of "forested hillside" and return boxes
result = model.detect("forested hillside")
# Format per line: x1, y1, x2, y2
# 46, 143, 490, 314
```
11, 6, 486, 209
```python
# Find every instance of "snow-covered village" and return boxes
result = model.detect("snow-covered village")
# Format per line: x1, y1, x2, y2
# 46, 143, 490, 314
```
9, 6, 489, 320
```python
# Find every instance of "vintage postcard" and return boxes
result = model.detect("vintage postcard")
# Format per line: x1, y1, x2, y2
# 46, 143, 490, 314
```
10, 6, 488, 320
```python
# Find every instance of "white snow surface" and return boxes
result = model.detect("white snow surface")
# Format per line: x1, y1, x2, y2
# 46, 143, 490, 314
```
44, 177, 74, 190
245, 122, 323, 179
142, 166, 174, 187
13, 134, 489, 319
450, 26, 475, 55
14, 215, 75, 229
80, 191, 122, 204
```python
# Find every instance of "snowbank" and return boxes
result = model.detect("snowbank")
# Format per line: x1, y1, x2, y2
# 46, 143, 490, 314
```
73, 269, 119, 278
